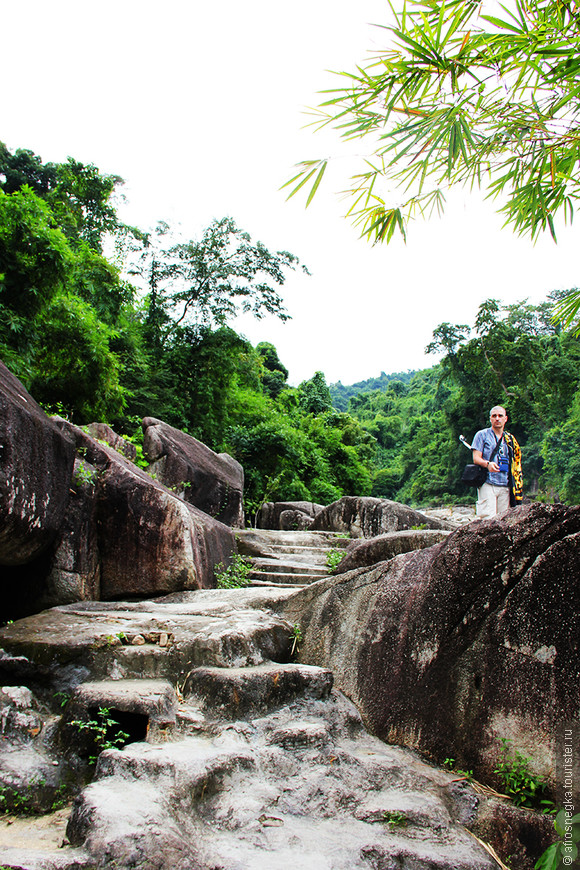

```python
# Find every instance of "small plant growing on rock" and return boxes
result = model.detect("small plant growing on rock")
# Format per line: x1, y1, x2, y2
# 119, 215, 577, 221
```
53, 692, 70, 709
382, 810, 407, 828
442, 757, 474, 782
325, 549, 344, 574
214, 555, 252, 589
494, 738, 553, 810
73, 461, 97, 488
290, 624, 302, 657
70, 707, 130, 765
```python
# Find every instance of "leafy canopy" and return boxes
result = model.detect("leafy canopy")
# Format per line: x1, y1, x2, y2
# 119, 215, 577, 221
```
284, 0, 580, 327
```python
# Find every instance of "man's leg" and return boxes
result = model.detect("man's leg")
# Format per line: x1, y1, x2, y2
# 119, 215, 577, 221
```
476, 482, 496, 518
496, 486, 510, 515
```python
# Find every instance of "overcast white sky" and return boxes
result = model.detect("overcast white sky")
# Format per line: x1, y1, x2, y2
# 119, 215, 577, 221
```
3, 0, 579, 386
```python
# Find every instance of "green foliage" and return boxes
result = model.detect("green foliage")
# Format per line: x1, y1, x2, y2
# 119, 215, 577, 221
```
69, 707, 130, 765
382, 811, 407, 828
297, 371, 333, 414
494, 738, 552, 811
535, 809, 580, 870
286, 0, 580, 245
73, 461, 97, 488
0, 778, 69, 816
30, 293, 126, 422
290, 624, 302, 657
214, 554, 253, 589
285, 0, 580, 333
330, 371, 415, 412
326, 549, 345, 574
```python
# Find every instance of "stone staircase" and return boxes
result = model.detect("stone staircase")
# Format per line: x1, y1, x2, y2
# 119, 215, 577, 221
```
0, 589, 498, 870
236, 528, 349, 587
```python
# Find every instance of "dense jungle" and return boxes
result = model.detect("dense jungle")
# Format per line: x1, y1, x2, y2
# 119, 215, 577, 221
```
1, 141, 579, 513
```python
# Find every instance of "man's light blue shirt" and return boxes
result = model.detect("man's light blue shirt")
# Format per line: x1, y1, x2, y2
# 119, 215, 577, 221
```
471, 427, 509, 487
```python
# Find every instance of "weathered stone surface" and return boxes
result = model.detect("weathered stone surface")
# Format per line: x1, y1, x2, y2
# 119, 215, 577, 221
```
0, 585, 554, 869
337, 529, 451, 572
0, 360, 75, 566
53, 420, 235, 600
0, 684, 69, 817
142, 417, 244, 527
257, 500, 324, 530
236, 527, 345, 586
0, 686, 43, 744
85, 423, 137, 463
279, 508, 315, 530
282, 503, 580, 799
311, 496, 454, 537
0, 590, 296, 698
185, 662, 333, 716
38, 458, 101, 610
66, 679, 178, 727
62, 691, 495, 870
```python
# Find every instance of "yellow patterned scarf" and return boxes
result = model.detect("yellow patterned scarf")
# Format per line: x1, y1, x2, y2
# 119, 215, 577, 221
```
504, 431, 523, 505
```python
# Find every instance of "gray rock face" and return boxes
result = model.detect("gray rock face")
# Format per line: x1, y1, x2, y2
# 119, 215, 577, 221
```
0, 588, 555, 870
85, 423, 137, 463
39, 457, 101, 609
64, 691, 497, 870
282, 502, 580, 800
142, 417, 244, 527
0, 360, 75, 566
311, 496, 453, 537
337, 529, 451, 572
257, 501, 324, 530
0, 589, 296, 698
52, 421, 236, 601
279, 508, 315, 530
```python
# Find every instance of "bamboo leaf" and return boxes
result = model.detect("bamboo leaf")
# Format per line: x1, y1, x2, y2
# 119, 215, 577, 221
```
305, 161, 328, 207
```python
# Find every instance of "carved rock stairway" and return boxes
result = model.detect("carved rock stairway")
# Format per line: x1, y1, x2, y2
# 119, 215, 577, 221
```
0, 589, 497, 870
236, 528, 349, 587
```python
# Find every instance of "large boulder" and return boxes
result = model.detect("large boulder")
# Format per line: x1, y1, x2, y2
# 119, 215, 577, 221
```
281, 503, 580, 800
312, 496, 453, 537
51, 421, 236, 601
257, 501, 324, 530
142, 417, 244, 528
0, 360, 75, 565
337, 528, 451, 572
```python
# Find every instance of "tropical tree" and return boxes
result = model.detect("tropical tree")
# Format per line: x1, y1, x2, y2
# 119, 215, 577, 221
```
0, 143, 126, 254
135, 217, 309, 348
285, 0, 580, 328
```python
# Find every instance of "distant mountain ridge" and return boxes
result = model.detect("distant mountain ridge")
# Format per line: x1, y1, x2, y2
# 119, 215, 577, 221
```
329, 370, 419, 411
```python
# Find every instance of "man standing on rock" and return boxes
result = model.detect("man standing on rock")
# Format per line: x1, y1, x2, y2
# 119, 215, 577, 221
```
471, 406, 523, 519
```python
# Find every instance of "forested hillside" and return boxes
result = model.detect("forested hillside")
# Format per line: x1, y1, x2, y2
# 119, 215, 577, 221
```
329, 371, 417, 412
1, 143, 579, 511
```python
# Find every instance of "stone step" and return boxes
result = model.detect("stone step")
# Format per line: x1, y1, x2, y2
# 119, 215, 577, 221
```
249, 570, 325, 586
260, 544, 341, 559
236, 528, 349, 552
183, 662, 334, 717
250, 557, 330, 574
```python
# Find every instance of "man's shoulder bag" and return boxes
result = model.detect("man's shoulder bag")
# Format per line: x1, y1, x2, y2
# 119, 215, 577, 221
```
460, 436, 503, 488
460, 464, 487, 487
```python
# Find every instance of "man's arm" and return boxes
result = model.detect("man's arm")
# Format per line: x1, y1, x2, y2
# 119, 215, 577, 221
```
473, 449, 499, 473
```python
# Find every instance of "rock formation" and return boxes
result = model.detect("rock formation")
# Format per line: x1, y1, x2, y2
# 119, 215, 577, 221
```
0, 589, 553, 870
256, 500, 324, 530
0, 359, 75, 566
281, 502, 580, 804
311, 496, 454, 537
0, 364, 236, 620
336, 528, 451, 572
142, 417, 244, 527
